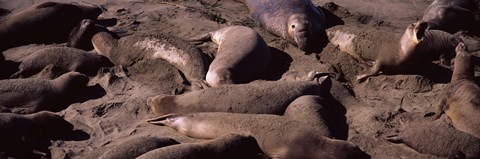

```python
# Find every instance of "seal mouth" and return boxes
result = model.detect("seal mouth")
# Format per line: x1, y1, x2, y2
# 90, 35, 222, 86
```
294, 31, 308, 51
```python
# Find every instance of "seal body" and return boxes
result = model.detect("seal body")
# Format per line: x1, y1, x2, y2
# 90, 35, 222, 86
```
422, 0, 478, 34
11, 46, 113, 78
98, 137, 180, 159
67, 19, 109, 51
92, 32, 209, 90
0, 72, 89, 114
189, 26, 271, 87
148, 113, 368, 159
357, 21, 460, 81
243, 0, 327, 51
136, 134, 262, 159
0, 2, 102, 51
437, 43, 480, 139
146, 81, 327, 116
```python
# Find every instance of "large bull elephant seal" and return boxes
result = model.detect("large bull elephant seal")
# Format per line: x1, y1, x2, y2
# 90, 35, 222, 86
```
0, 2, 102, 51
242, 0, 328, 52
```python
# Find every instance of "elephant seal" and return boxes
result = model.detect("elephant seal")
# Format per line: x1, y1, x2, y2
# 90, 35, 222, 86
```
188, 26, 271, 87
92, 31, 209, 90
147, 80, 329, 116
357, 21, 461, 81
242, 0, 328, 52
137, 134, 263, 159
148, 112, 369, 159
0, 72, 89, 114
387, 117, 480, 159
0, 2, 102, 51
98, 136, 180, 159
67, 19, 110, 51
422, 0, 478, 34
436, 42, 480, 139
0, 111, 74, 158
11, 46, 113, 78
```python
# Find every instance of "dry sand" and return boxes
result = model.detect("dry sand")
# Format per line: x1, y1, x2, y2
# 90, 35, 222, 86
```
1, 0, 479, 158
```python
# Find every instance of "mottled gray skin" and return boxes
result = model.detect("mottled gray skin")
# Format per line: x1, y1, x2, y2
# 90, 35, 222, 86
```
436, 43, 480, 139
136, 134, 262, 159
92, 31, 209, 90
147, 81, 327, 116
188, 26, 271, 87
387, 118, 480, 159
0, 72, 89, 114
357, 21, 461, 81
243, 0, 327, 51
148, 112, 368, 159
11, 46, 113, 78
0, 2, 102, 51
98, 137, 180, 159
422, 0, 477, 34
0, 111, 74, 157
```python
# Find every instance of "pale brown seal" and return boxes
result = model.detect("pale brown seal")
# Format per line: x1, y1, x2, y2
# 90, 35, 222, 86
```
435, 42, 480, 139
357, 21, 461, 81
136, 134, 263, 159
242, 0, 328, 52
422, 0, 478, 34
148, 112, 369, 159
0, 72, 89, 114
0, 2, 102, 51
11, 46, 113, 78
188, 26, 271, 87
98, 136, 180, 159
91, 31, 210, 90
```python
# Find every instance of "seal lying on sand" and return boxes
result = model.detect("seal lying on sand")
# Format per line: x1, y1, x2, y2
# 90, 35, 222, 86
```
148, 112, 369, 159
422, 0, 478, 34
11, 46, 113, 78
188, 26, 271, 87
136, 134, 263, 159
387, 117, 480, 159
67, 19, 110, 51
0, 72, 89, 114
0, 2, 102, 51
436, 42, 480, 139
92, 31, 209, 90
98, 136, 180, 159
147, 79, 329, 116
0, 111, 74, 158
357, 21, 461, 81
241, 0, 328, 52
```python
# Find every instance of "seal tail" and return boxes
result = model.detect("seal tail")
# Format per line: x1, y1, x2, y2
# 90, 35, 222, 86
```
146, 114, 179, 126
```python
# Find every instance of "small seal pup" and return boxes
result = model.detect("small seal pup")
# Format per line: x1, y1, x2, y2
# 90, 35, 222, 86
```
148, 112, 369, 159
92, 31, 210, 90
188, 26, 271, 87
0, 2, 102, 51
11, 46, 113, 78
357, 21, 461, 81
435, 42, 480, 139
387, 117, 480, 159
98, 136, 180, 159
241, 0, 328, 52
136, 134, 263, 159
422, 0, 478, 34
0, 111, 74, 158
147, 80, 329, 116
0, 72, 89, 114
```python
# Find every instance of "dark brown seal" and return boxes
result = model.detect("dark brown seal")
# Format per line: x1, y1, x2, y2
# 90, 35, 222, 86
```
98, 136, 180, 159
0, 72, 89, 114
67, 19, 110, 51
436, 42, 480, 139
0, 2, 102, 51
242, 0, 328, 52
422, 0, 478, 34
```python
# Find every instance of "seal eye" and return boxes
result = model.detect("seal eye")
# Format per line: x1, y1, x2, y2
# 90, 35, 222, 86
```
291, 25, 296, 29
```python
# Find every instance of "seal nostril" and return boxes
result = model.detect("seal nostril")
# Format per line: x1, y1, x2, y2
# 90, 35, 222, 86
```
291, 25, 295, 29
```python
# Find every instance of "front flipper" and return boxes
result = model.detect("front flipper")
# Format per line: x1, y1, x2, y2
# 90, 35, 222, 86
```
190, 79, 211, 90
147, 113, 179, 126
185, 33, 212, 45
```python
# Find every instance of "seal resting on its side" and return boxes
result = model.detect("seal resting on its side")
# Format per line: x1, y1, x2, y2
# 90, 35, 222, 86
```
422, 0, 478, 34
98, 136, 180, 159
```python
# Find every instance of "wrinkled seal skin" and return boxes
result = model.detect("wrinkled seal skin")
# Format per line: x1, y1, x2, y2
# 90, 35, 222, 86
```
92, 31, 210, 90
0, 111, 74, 158
98, 136, 180, 159
0, 72, 89, 114
147, 80, 328, 116
188, 26, 271, 87
357, 21, 461, 81
0, 2, 102, 51
148, 113, 369, 159
436, 43, 480, 139
11, 46, 113, 78
136, 134, 263, 159
242, 0, 328, 52
422, 0, 478, 34
387, 117, 480, 159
